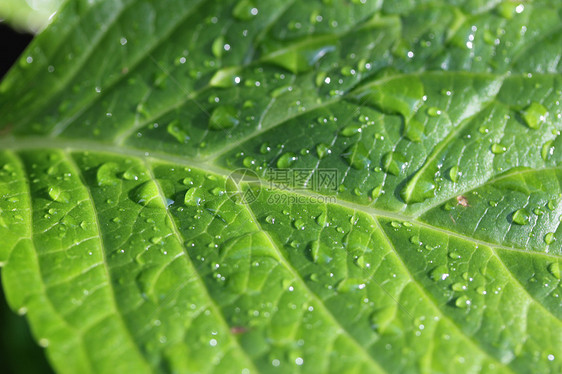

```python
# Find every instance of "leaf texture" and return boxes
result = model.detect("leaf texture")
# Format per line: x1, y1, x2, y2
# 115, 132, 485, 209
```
1, 0, 562, 373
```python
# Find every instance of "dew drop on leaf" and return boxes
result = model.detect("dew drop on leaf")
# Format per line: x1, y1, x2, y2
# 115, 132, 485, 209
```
243, 157, 257, 168
409, 235, 421, 245
260, 142, 271, 154
548, 262, 560, 279
455, 295, 471, 308
381, 152, 407, 176
167, 120, 190, 143
371, 186, 383, 199
209, 106, 239, 130
131, 182, 160, 208
184, 188, 204, 206
336, 278, 366, 293
491, 143, 507, 154
232, 0, 257, 21
316, 143, 331, 159
294, 219, 305, 230
210, 187, 223, 196
48, 186, 69, 203
309, 240, 329, 263
512, 208, 530, 225
277, 152, 297, 168
122, 167, 140, 181
545, 232, 556, 245
429, 265, 449, 281
342, 143, 370, 170
355, 255, 368, 269
96, 162, 120, 186
541, 140, 555, 161
451, 283, 467, 292
426, 107, 441, 117
521, 102, 548, 129
449, 166, 460, 183
369, 306, 395, 334
210, 67, 240, 88
403, 119, 424, 143
316, 212, 327, 227
339, 125, 362, 137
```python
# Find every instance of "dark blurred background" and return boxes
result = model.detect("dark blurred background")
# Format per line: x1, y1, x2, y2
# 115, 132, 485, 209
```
0, 22, 54, 374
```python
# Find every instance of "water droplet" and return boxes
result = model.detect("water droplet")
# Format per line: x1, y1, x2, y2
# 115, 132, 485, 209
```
545, 232, 556, 245
270, 85, 292, 98
455, 295, 471, 308
337, 278, 366, 293
211, 36, 225, 58
448, 251, 461, 259
548, 199, 557, 211
260, 142, 271, 154
340, 125, 362, 137
309, 240, 330, 263
451, 283, 467, 291
48, 186, 69, 203
210, 67, 240, 88
294, 219, 305, 230
243, 156, 257, 168
210, 187, 223, 196
512, 208, 530, 225
209, 106, 239, 130
542, 140, 555, 161
232, 0, 258, 21
369, 306, 396, 333
491, 143, 507, 154
167, 120, 190, 143
521, 102, 548, 129
381, 152, 407, 176
427, 107, 442, 117
430, 265, 449, 281
316, 143, 331, 159
400, 178, 436, 204
122, 167, 140, 181
342, 143, 370, 170
316, 212, 327, 227
548, 262, 560, 279
265, 215, 275, 224
184, 188, 204, 206
262, 38, 336, 74
403, 119, 424, 142
131, 182, 160, 208
96, 162, 120, 186
371, 186, 383, 199
355, 255, 369, 269
277, 152, 297, 168
449, 166, 460, 183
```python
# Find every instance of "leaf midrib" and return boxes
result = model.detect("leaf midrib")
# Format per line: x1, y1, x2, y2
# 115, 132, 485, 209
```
2, 136, 560, 261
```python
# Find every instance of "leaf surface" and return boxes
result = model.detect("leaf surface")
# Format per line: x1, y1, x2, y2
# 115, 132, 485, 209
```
1, 1, 562, 373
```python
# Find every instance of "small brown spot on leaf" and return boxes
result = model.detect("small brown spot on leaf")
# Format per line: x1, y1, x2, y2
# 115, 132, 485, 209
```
456, 195, 469, 207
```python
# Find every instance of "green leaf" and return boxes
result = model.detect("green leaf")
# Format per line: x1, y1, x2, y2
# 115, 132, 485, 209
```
0, 0, 63, 32
1, 0, 562, 373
